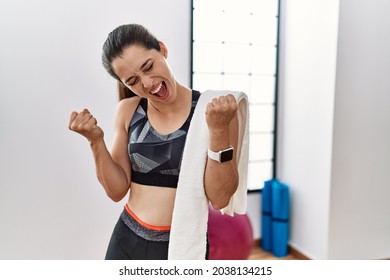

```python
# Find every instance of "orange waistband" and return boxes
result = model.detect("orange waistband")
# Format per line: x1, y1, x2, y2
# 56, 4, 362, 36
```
124, 204, 171, 231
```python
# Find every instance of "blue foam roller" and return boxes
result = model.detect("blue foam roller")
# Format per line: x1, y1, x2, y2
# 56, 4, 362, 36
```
272, 220, 289, 257
262, 180, 273, 213
261, 214, 272, 252
271, 182, 289, 220
261, 180, 273, 251
271, 181, 289, 257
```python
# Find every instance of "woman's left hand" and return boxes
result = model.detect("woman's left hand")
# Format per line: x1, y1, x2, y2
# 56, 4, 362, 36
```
205, 94, 238, 133
204, 93, 240, 209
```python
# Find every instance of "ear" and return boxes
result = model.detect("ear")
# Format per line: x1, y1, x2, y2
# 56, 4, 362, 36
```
159, 41, 168, 58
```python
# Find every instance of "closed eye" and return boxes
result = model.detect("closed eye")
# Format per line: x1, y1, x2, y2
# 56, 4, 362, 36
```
144, 62, 153, 71
125, 60, 153, 86
127, 77, 138, 86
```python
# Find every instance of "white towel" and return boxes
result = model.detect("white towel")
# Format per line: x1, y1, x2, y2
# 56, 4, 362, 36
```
168, 90, 249, 260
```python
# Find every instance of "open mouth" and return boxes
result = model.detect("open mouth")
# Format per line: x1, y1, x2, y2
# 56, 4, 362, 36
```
150, 81, 168, 99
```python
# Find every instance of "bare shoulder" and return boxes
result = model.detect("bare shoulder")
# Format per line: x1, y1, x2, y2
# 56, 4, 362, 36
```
114, 96, 142, 130
116, 96, 141, 113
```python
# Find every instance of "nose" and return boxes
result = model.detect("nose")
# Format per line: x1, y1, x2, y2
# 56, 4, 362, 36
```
141, 74, 153, 89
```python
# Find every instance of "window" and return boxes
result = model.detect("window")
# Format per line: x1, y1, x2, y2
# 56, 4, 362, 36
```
191, 0, 280, 191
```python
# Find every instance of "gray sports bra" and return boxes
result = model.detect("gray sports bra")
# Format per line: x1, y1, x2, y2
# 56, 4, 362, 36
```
128, 90, 200, 188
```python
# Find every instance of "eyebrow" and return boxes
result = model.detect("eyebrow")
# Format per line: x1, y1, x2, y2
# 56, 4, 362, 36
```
124, 59, 152, 85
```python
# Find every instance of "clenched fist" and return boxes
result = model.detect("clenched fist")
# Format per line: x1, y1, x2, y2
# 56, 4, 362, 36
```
205, 94, 238, 132
68, 108, 104, 143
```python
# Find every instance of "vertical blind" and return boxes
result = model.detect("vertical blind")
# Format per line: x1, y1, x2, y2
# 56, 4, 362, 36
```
191, 0, 280, 191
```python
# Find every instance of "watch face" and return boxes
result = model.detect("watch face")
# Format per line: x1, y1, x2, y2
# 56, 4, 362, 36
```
220, 148, 234, 163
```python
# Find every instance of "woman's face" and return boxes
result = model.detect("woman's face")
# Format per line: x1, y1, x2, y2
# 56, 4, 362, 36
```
111, 43, 177, 102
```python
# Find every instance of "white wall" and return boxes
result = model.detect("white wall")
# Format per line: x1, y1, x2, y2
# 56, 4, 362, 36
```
277, 0, 340, 260
328, 0, 390, 259
278, 0, 390, 259
0, 0, 192, 259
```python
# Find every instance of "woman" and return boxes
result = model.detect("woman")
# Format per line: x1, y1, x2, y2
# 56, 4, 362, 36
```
68, 24, 240, 260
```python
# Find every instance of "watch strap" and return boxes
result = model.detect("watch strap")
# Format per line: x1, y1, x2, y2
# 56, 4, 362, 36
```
207, 146, 234, 163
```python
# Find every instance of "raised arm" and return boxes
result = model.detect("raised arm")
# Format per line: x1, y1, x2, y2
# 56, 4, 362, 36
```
68, 98, 137, 202
204, 94, 239, 210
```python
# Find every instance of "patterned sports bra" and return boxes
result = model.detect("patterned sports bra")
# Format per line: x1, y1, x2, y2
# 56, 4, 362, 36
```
128, 90, 200, 188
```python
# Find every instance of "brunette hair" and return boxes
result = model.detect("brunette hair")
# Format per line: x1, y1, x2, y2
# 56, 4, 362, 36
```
102, 24, 161, 100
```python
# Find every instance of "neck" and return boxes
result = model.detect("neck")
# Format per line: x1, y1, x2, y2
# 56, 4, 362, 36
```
149, 83, 192, 115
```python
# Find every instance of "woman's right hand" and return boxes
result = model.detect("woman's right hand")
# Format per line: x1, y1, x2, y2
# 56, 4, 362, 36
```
68, 108, 104, 143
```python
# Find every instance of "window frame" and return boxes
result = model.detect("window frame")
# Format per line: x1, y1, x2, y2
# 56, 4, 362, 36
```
190, 0, 281, 192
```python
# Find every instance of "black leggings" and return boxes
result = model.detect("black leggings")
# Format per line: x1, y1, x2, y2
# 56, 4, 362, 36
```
105, 217, 170, 260
105, 207, 209, 260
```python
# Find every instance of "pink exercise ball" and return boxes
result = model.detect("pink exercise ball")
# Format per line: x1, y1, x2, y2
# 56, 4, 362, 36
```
207, 205, 254, 260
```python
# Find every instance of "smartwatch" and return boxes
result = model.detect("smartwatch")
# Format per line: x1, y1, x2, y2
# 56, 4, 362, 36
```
208, 146, 234, 163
